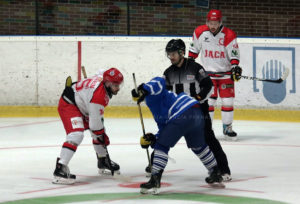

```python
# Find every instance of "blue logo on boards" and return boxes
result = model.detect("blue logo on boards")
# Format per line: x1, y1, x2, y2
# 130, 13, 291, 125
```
253, 47, 296, 104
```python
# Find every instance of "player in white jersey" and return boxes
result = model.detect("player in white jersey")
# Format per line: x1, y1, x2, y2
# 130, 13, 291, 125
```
188, 9, 242, 141
52, 67, 124, 184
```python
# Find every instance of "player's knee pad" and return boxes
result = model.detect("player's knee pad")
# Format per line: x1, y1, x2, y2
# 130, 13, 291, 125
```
208, 98, 217, 107
221, 97, 234, 107
66, 131, 84, 146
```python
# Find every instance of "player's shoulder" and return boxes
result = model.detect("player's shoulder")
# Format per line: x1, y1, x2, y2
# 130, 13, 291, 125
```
164, 65, 175, 75
188, 59, 204, 70
194, 25, 210, 38
221, 26, 237, 46
90, 83, 109, 107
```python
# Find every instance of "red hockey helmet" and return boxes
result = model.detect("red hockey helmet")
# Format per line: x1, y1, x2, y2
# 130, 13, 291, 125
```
207, 9, 222, 21
103, 68, 124, 85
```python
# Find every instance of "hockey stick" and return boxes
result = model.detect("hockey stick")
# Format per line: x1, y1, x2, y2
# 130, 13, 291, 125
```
207, 67, 289, 83
132, 73, 152, 169
81, 66, 87, 79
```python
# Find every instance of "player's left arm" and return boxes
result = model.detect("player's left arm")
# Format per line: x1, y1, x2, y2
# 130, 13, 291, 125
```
226, 33, 242, 81
195, 65, 213, 102
89, 100, 110, 146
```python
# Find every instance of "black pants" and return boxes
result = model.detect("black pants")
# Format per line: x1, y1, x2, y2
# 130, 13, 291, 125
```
201, 101, 231, 174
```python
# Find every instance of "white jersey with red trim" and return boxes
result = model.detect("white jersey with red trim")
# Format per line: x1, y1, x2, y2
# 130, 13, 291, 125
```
72, 75, 109, 135
189, 25, 240, 77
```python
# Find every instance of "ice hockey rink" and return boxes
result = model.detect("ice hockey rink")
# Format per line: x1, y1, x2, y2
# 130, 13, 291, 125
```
0, 117, 299, 204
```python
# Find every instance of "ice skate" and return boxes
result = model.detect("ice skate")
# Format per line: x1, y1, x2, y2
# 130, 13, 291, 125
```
221, 173, 232, 182
52, 158, 76, 185
140, 170, 163, 195
98, 156, 120, 175
205, 167, 225, 188
223, 124, 237, 141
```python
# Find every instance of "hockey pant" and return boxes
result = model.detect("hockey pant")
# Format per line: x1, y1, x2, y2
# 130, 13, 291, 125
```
208, 78, 234, 125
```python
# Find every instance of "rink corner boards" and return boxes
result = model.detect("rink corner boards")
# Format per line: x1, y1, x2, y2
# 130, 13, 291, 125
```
0, 106, 299, 122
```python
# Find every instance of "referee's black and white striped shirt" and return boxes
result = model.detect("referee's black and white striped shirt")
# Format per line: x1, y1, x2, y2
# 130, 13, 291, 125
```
163, 58, 213, 102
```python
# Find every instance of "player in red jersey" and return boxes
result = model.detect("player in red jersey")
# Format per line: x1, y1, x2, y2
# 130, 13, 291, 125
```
52, 68, 124, 184
189, 9, 242, 141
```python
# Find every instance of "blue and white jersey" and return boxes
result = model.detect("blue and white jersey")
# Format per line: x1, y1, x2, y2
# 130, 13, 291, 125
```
143, 77, 199, 131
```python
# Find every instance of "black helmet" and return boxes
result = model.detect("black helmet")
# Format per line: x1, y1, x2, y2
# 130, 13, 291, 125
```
165, 39, 186, 53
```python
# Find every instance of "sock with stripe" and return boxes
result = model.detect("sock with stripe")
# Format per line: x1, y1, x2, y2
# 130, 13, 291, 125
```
152, 144, 170, 175
59, 142, 77, 165
192, 145, 217, 172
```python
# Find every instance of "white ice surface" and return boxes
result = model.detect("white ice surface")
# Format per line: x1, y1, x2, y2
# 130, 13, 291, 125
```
0, 117, 299, 203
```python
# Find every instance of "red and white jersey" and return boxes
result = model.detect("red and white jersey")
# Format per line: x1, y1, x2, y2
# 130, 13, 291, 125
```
189, 25, 240, 78
72, 75, 109, 134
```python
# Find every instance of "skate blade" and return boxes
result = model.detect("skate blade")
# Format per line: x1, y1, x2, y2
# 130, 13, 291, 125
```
224, 135, 238, 141
222, 174, 232, 182
140, 187, 159, 195
208, 182, 225, 188
98, 169, 120, 176
52, 176, 75, 185
98, 169, 132, 182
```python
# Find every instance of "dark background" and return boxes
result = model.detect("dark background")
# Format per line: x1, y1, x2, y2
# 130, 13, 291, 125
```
1, 0, 299, 37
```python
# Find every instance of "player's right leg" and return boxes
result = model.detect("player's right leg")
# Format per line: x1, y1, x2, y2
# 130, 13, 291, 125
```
53, 98, 85, 184
219, 78, 237, 141
186, 107, 224, 187
93, 141, 120, 175
140, 144, 169, 195
191, 145, 224, 187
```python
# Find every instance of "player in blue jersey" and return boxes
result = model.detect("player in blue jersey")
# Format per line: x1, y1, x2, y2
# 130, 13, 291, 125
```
131, 77, 224, 194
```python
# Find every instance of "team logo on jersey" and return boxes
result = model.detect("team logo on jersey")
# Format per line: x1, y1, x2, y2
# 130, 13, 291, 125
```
204, 49, 225, 58
99, 109, 104, 115
219, 38, 224, 46
204, 37, 209, 42
231, 50, 238, 57
71, 117, 84, 129
186, 75, 195, 80
221, 83, 233, 89
253, 47, 295, 104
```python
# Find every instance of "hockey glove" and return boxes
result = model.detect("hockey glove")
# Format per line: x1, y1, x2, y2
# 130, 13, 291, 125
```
140, 133, 156, 149
131, 84, 148, 104
231, 65, 242, 81
97, 133, 110, 146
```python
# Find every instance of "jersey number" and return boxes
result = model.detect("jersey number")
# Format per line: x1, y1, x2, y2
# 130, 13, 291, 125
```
75, 78, 99, 91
